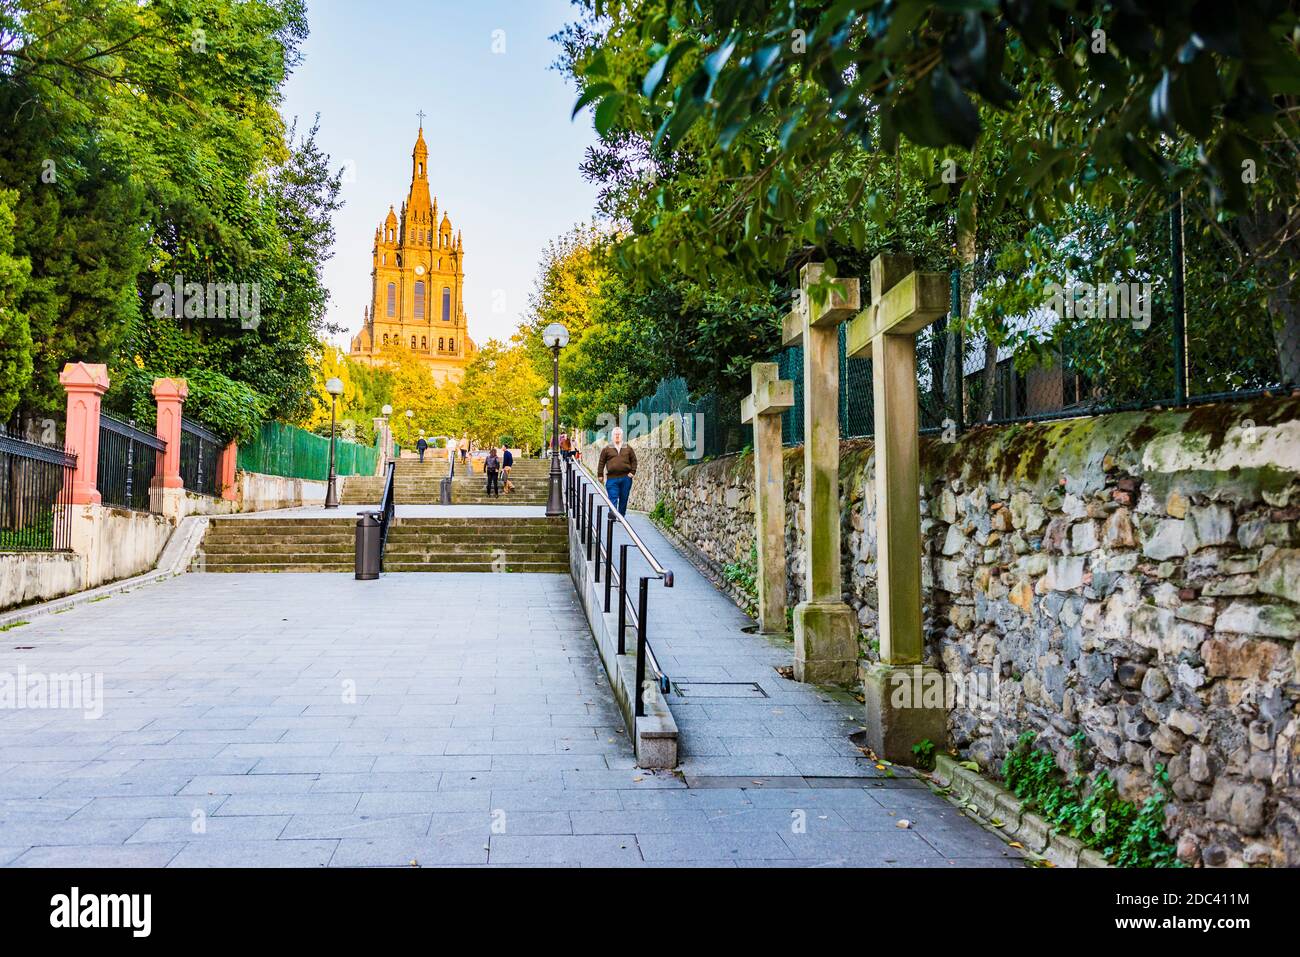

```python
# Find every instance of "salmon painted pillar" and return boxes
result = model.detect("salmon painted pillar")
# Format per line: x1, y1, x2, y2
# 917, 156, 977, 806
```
58, 362, 110, 505
151, 377, 188, 491
218, 441, 238, 501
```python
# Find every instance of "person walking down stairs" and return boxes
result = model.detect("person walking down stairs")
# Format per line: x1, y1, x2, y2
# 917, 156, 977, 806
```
446, 436, 456, 477
484, 447, 501, 497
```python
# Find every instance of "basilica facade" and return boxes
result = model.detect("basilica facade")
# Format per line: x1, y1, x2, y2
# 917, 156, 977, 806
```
347, 125, 476, 384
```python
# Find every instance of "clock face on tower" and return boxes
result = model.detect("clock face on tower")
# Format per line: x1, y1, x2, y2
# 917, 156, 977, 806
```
415, 265, 425, 276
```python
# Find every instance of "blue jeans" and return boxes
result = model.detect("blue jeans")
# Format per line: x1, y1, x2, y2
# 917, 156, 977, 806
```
606, 475, 633, 516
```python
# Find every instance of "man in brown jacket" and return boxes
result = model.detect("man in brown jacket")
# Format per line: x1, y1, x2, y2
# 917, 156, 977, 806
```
597, 426, 637, 515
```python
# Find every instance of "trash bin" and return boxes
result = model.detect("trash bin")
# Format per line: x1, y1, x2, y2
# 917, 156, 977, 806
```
355, 512, 382, 580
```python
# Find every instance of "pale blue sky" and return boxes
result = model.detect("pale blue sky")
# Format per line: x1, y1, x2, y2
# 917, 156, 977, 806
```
278, 0, 598, 350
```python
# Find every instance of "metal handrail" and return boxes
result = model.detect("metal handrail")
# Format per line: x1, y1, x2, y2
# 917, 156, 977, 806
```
376, 460, 395, 570
564, 457, 673, 717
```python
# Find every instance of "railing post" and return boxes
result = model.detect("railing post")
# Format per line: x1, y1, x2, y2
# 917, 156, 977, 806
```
217, 441, 238, 501
592, 504, 603, 577
635, 577, 649, 717
586, 491, 594, 550
58, 362, 110, 506
150, 377, 188, 519
1170, 190, 1188, 406
617, 544, 628, 654
604, 513, 614, 612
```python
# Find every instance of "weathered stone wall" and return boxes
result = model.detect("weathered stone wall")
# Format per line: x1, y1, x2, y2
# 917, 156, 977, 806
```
585, 398, 1300, 867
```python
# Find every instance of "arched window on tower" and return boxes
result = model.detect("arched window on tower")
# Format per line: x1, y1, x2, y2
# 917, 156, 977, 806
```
449, 337, 456, 353
442, 287, 451, 322
410, 336, 416, 349
438, 337, 444, 351
421, 336, 426, 350
386, 283, 396, 318
413, 281, 425, 319
382, 333, 389, 345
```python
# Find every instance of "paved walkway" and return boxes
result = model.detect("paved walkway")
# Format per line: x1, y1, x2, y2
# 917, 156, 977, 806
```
0, 520, 1020, 867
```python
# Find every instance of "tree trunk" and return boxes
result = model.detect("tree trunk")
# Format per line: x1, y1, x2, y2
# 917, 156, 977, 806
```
1236, 200, 1300, 387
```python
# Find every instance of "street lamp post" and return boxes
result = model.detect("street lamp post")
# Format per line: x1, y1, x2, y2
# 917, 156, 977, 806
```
381, 404, 393, 467
324, 377, 344, 509
542, 323, 569, 516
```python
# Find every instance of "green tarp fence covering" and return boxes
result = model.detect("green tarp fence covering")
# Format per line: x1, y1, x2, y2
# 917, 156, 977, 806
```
236, 421, 379, 481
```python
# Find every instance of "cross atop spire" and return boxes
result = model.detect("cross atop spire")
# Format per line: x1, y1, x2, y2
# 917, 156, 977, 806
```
416, 109, 426, 128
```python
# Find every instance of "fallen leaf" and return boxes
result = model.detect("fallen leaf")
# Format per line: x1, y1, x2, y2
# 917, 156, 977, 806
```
1009, 842, 1023, 848
896, 819, 911, 829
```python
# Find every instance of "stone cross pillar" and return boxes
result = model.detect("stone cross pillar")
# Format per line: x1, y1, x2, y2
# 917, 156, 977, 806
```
58, 362, 110, 506
781, 263, 860, 683
845, 253, 951, 759
150, 378, 189, 518
740, 362, 794, 634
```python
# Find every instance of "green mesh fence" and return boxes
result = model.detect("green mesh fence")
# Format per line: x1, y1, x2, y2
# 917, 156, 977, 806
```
236, 421, 379, 481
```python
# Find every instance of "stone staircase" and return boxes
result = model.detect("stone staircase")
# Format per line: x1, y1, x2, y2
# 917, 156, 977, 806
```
340, 455, 554, 506
195, 518, 355, 572
384, 517, 567, 572
194, 515, 567, 573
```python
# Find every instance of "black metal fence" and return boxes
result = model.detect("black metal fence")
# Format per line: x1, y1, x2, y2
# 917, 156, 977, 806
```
0, 426, 76, 552
180, 420, 224, 497
98, 413, 165, 511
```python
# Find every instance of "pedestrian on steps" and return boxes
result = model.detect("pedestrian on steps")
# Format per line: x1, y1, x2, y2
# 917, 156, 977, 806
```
416, 436, 428, 463
502, 447, 514, 493
446, 436, 456, 478
485, 447, 501, 497
597, 427, 637, 516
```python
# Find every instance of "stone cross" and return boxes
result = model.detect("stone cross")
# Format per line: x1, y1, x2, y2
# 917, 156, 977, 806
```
740, 362, 794, 634
781, 263, 861, 683
845, 253, 951, 758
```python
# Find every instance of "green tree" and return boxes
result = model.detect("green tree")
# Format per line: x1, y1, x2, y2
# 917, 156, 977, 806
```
0, 189, 33, 419
0, 0, 341, 434
456, 339, 547, 449
569, 1, 1300, 385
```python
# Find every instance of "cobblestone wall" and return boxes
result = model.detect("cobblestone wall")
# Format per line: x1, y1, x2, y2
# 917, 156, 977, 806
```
585, 398, 1300, 867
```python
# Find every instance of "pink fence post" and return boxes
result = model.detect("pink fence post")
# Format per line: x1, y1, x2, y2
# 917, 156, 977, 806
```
218, 441, 238, 501
58, 362, 110, 505
151, 377, 189, 490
